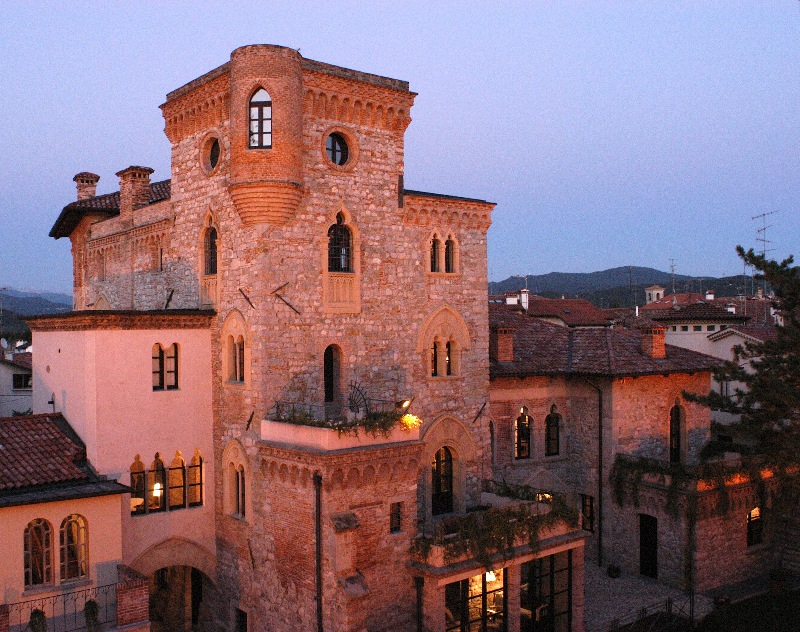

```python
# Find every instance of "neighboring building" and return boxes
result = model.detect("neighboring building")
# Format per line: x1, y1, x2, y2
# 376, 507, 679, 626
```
0, 413, 148, 631
27, 45, 586, 632
0, 353, 32, 417
487, 303, 784, 592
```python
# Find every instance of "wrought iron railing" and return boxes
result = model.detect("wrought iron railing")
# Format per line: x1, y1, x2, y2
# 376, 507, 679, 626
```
609, 594, 694, 631
7, 583, 116, 632
271, 398, 397, 427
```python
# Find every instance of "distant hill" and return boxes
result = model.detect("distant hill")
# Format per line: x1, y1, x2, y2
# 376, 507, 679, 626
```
1, 288, 72, 341
490, 267, 755, 308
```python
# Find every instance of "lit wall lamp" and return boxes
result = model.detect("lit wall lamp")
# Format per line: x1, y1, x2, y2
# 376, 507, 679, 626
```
396, 396, 415, 412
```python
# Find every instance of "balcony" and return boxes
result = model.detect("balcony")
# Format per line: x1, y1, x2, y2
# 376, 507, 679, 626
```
412, 481, 579, 570
5, 583, 116, 632
262, 398, 421, 450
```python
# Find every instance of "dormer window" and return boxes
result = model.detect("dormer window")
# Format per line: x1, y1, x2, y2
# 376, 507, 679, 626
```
248, 88, 272, 149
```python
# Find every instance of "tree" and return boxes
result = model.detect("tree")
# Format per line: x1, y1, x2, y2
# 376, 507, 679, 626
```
688, 247, 800, 456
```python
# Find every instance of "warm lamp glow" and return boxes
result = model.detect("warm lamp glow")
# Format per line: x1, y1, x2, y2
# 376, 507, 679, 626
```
486, 570, 496, 582
399, 414, 422, 432
153, 482, 163, 498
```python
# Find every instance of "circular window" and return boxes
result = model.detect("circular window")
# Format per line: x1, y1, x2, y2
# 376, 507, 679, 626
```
209, 139, 220, 168
326, 133, 349, 166
201, 136, 222, 174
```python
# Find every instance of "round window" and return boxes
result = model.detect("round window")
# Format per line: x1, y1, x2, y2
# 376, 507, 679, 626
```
209, 139, 220, 169
326, 133, 349, 166
201, 136, 222, 173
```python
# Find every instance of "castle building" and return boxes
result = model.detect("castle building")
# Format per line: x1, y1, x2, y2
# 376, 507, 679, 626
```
9, 46, 586, 632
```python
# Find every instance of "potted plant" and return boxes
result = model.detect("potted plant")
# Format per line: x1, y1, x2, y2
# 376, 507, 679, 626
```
29, 609, 47, 632
85, 599, 101, 632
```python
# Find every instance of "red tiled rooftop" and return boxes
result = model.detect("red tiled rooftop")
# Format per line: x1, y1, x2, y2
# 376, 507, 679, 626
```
0, 413, 89, 491
524, 297, 612, 327
489, 304, 722, 379
50, 180, 172, 239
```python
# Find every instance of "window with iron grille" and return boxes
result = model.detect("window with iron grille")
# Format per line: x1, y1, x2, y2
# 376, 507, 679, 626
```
204, 227, 218, 275
432, 446, 454, 516
430, 236, 441, 272
248, 89, 272, 149
327, 213, 352, 272
445, 238, 455, 273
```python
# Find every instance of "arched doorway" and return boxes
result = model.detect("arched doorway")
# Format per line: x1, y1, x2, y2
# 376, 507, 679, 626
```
149, 565, 217, 632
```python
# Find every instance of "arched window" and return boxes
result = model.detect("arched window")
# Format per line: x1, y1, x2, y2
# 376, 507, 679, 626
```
188, 449, 203, 507
444, 238, 456, 273
169, 451, 187, 510
445, 341, 452, 376
204, 227, 218, 276
24, 519, 52, 587
248, 88, 272, 149
432, 446, 454, 516
431, 340, 440, 377
152, 344, 165, 390
430, 235, 441, 272
224, 442, 248, 520
60, 515, 88, 582
324, 345, 341, 404
669, 404, 684, 463
130, 454, 146, 515
148, 453, 166, 512
515, 408, 531, 459
545, 405, 561, 457
419, 306, 471, 379
236, 466, 246, 518
747, 507, 763, 546
228, 335, 245, 382
328, 213, 352, 272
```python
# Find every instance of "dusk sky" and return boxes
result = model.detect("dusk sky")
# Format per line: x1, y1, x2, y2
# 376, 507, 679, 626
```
1, 2, 798, 293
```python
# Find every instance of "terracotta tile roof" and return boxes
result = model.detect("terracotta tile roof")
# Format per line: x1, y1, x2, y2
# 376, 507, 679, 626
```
644, 302, 749, 324
489, 304, 722, 379
10, 352, 31, 370
50, 179, 171, 239
0, 413, 128, 507
0, 413, 89, 491
524, 297, 612, 327
708, 324, 779, 344
641, 293, 707, 310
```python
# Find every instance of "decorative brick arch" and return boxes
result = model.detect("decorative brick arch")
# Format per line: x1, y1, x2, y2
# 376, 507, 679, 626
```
221, 309, 250, 385
129, 537, 217, 583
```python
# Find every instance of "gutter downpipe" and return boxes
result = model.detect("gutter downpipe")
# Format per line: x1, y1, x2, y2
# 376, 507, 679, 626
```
314, 472, 323, 632
585, 379, 604, 568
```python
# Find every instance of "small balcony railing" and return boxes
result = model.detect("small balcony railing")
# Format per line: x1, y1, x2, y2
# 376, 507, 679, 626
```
272, 398, 397, 427
6, 583, 116, 632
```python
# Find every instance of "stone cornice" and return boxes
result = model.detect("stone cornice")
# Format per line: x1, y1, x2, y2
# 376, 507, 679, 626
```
26, 310, 215, 332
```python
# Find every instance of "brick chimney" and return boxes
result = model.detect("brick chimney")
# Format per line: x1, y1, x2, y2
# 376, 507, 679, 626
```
73, 172, 100, 201
641, 326, 667, 359
490, 327, 515, 362
116, 166, 154, 225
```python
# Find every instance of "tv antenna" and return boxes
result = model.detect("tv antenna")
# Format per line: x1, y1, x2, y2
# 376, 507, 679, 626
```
669, 259, 676, 295
752, 210, 778, 298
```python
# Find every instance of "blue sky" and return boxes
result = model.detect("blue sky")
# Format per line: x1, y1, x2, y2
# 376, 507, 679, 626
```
1, 1, 798, 293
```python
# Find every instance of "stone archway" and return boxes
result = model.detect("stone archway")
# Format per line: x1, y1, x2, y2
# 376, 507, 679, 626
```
130, 539, 218, 632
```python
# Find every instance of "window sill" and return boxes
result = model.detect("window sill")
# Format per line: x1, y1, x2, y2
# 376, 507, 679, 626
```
229, 513, 248, 525
426, 272, 461, 278
428, 375, 464, 382
511, 454, 568, 466
745, 542, 768, 554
